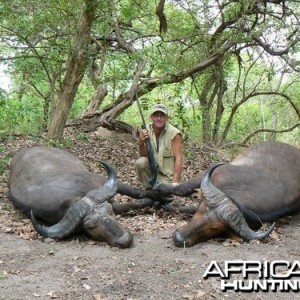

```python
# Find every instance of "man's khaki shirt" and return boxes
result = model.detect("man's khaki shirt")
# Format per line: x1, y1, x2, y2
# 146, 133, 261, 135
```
147, 123, 181, 181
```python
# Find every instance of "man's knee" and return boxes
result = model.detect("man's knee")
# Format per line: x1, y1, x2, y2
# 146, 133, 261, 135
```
135, 156, 149, 170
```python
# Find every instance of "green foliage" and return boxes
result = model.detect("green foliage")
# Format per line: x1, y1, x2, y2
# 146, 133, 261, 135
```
209, 152, 220, 163
0, 0, 299, 146
0, 144, 10, 176
0, 272, 7, 280
0, 156, 10, 176
0, 95, 44, 135
70, 82, 93, 119
76, 132, 89, 141
47, 137, 74, 149
0, 88, 6, 99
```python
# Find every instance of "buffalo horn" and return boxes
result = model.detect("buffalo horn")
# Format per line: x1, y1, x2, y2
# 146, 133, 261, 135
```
201, 163, 275, 240
31, 160, 116, 238
86, 160, 117, 202
30, 197, 93, 239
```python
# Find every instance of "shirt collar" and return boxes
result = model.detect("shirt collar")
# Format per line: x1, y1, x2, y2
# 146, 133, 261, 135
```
149, 123, 168, 134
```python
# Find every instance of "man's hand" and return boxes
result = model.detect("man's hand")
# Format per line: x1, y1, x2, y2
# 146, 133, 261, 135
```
138, 129, 149, 157
139, 129, 149, 144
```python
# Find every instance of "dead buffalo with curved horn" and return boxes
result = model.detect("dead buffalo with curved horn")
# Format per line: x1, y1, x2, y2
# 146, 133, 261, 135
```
155, 141, 300, 247
8, 146, 143, 248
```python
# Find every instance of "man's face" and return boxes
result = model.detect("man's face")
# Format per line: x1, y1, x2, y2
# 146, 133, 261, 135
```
151, 111, 168, 129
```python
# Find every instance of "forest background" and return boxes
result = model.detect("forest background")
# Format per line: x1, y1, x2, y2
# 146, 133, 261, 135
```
0, 0, 299, 148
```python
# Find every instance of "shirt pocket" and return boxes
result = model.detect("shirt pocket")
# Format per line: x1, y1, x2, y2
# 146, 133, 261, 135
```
163, 147, 173, 158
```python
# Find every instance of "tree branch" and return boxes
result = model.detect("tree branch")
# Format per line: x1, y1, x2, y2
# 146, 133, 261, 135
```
156, 0, 168, 33
242, 122, 300, 144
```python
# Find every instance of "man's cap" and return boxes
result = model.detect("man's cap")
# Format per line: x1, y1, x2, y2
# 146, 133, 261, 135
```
151, 104, 168, 115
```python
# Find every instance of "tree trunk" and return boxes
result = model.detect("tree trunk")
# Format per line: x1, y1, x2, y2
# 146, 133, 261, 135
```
195, 72, 219, 144
212, 67, 226, 144
47, 0, 97, 140
84, 85, 108, 116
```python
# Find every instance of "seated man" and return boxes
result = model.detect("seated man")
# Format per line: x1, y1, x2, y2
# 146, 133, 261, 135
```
135, 104, 183, 195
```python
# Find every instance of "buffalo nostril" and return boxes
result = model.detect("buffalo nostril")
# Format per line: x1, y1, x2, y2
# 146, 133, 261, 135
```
172, 230, 186, 247
115, 232, 133, 249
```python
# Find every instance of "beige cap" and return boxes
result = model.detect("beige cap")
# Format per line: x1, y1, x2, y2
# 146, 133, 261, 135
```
151, 104, 168, 115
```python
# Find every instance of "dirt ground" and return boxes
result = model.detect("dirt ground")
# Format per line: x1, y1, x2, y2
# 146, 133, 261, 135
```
0, 132, 299, 300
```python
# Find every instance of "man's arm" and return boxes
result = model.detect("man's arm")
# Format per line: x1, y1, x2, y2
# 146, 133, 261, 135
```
171, 133, 183, 184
